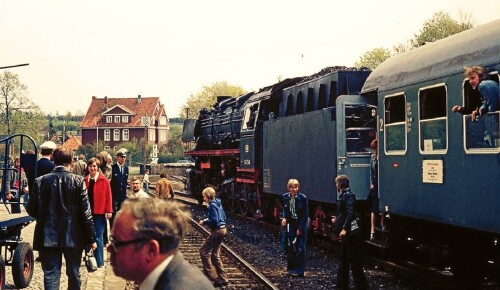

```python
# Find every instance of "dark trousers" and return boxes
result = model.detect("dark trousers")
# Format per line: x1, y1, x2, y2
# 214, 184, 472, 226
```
286, 220, 308, 274
110, 198, 124, 229
40, 247, 83, 290
199, 227, 228, 282
336, 235, 368, 289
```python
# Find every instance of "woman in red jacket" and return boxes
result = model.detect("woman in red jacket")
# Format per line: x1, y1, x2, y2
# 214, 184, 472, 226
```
84, 157, 113, 267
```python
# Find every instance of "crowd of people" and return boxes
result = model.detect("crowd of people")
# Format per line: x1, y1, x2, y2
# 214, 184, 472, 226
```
1, 142, 375, 290
0, 142, 198, 289
3, 64, 496, 290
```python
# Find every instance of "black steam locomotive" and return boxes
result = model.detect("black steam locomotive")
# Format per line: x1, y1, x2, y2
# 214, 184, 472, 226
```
183, 19, 500, 286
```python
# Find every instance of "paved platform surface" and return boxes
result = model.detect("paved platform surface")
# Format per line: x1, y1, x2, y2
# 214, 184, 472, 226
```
85, 247, 128, 290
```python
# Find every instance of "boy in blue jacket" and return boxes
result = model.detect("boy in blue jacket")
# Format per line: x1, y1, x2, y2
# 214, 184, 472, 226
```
199, 187, 229, 287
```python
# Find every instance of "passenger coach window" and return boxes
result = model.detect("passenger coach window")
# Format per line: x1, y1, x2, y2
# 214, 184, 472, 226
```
384, 94, 406, 153
419, 85, 447, 153
464, 73, 500, 151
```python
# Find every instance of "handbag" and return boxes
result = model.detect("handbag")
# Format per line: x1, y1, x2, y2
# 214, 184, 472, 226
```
85, 250, 98, 272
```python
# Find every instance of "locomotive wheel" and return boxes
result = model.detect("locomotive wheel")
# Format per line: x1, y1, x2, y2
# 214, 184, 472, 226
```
238, 183, 252, 216
0, 255, 5, 289
12, 242, 34, 288
226, 182, 238, 213
239, 200, 250, 216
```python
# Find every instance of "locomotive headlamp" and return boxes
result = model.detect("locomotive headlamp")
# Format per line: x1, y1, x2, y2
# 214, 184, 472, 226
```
371, 108, 377, 117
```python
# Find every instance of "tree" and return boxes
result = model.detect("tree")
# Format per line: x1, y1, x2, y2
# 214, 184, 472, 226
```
354, 47, 392, 70
77, 143, 98, 160
181, 81, 247, 119
9, 110, 46, 144
410, 11, 474, 47
165, 123, 184, 157
354, 11, 475, 69
0, 71, 46, 149
0, 71, 41, 136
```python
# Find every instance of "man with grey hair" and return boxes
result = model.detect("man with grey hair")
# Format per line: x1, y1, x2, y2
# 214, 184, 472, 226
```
107, 198, 213, 289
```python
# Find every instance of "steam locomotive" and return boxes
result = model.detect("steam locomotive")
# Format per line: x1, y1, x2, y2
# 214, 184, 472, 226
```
183, 19, 500, 286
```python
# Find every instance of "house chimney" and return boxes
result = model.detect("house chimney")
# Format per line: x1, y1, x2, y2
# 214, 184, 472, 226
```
92, 96, 96, 100
138, 94, 142, 104
104, 96, 108, 109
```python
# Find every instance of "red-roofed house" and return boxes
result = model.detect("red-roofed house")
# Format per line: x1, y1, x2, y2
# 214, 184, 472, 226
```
63, 134, 82, 158
80, 95, 169, 151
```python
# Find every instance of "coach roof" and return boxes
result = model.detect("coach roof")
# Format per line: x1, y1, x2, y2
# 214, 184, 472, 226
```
361, 19, 500, 94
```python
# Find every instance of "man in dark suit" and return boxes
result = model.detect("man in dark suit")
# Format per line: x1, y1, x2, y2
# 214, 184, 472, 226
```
108, 198, 213, 290
109, 148, 129, 228
37, 141, 56, 177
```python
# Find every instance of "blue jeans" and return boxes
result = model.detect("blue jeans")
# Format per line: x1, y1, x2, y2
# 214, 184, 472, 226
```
40, 247, 83, 290
91, 214, 106, 267
286, 220, 308, 274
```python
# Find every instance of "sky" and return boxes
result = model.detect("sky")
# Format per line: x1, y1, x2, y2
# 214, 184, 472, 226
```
1, 1, 499, 118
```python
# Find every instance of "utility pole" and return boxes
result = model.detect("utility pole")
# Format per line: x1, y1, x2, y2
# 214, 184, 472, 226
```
140, 116, 150, 174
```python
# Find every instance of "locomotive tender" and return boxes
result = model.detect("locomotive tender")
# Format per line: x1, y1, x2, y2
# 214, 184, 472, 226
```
183, 19, 500, 284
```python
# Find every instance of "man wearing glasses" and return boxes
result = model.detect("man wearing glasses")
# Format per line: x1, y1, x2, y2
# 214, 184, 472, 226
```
108, 198, 213, 289
110, 148, 129, 228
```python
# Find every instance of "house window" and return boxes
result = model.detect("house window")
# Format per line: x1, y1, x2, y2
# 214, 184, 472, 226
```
106, 116, 112, 123
419, 85, 447, 153
159, 116, 167, 126
104, 146, 110, 150
159, 130, 167, 142
114, 116, 120, 123
104, 130, 111, 141
122, 116, 129, 123
114, 129, 120, 141
149, 128, 156, 141
384, 93, 406, 154
123, 129, 129, 141
113, 146, 117, 152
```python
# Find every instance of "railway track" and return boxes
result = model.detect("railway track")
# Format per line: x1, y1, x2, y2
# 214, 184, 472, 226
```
178, 209, 279, 290
173, 188, 488, 290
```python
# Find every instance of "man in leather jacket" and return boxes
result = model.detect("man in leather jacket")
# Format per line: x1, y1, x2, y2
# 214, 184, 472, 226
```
27, 146, 97, 290
331, 175, 368, 290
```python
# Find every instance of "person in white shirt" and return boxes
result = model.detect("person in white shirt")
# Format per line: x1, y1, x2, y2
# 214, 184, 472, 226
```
127, 177, 150, 199
143, 169, 150, 194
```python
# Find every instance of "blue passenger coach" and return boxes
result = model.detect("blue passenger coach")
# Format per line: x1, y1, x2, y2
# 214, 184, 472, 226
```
361, 19, 500, 283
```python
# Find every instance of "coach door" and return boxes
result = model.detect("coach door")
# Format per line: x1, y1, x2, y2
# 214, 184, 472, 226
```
336, 95, 377, 199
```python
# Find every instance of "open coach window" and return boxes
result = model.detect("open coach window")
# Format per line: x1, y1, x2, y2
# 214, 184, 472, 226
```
345, 104, 377, 155
464, 72, 500, 152
384, 93, 406, 154
419, 85, 448, 153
